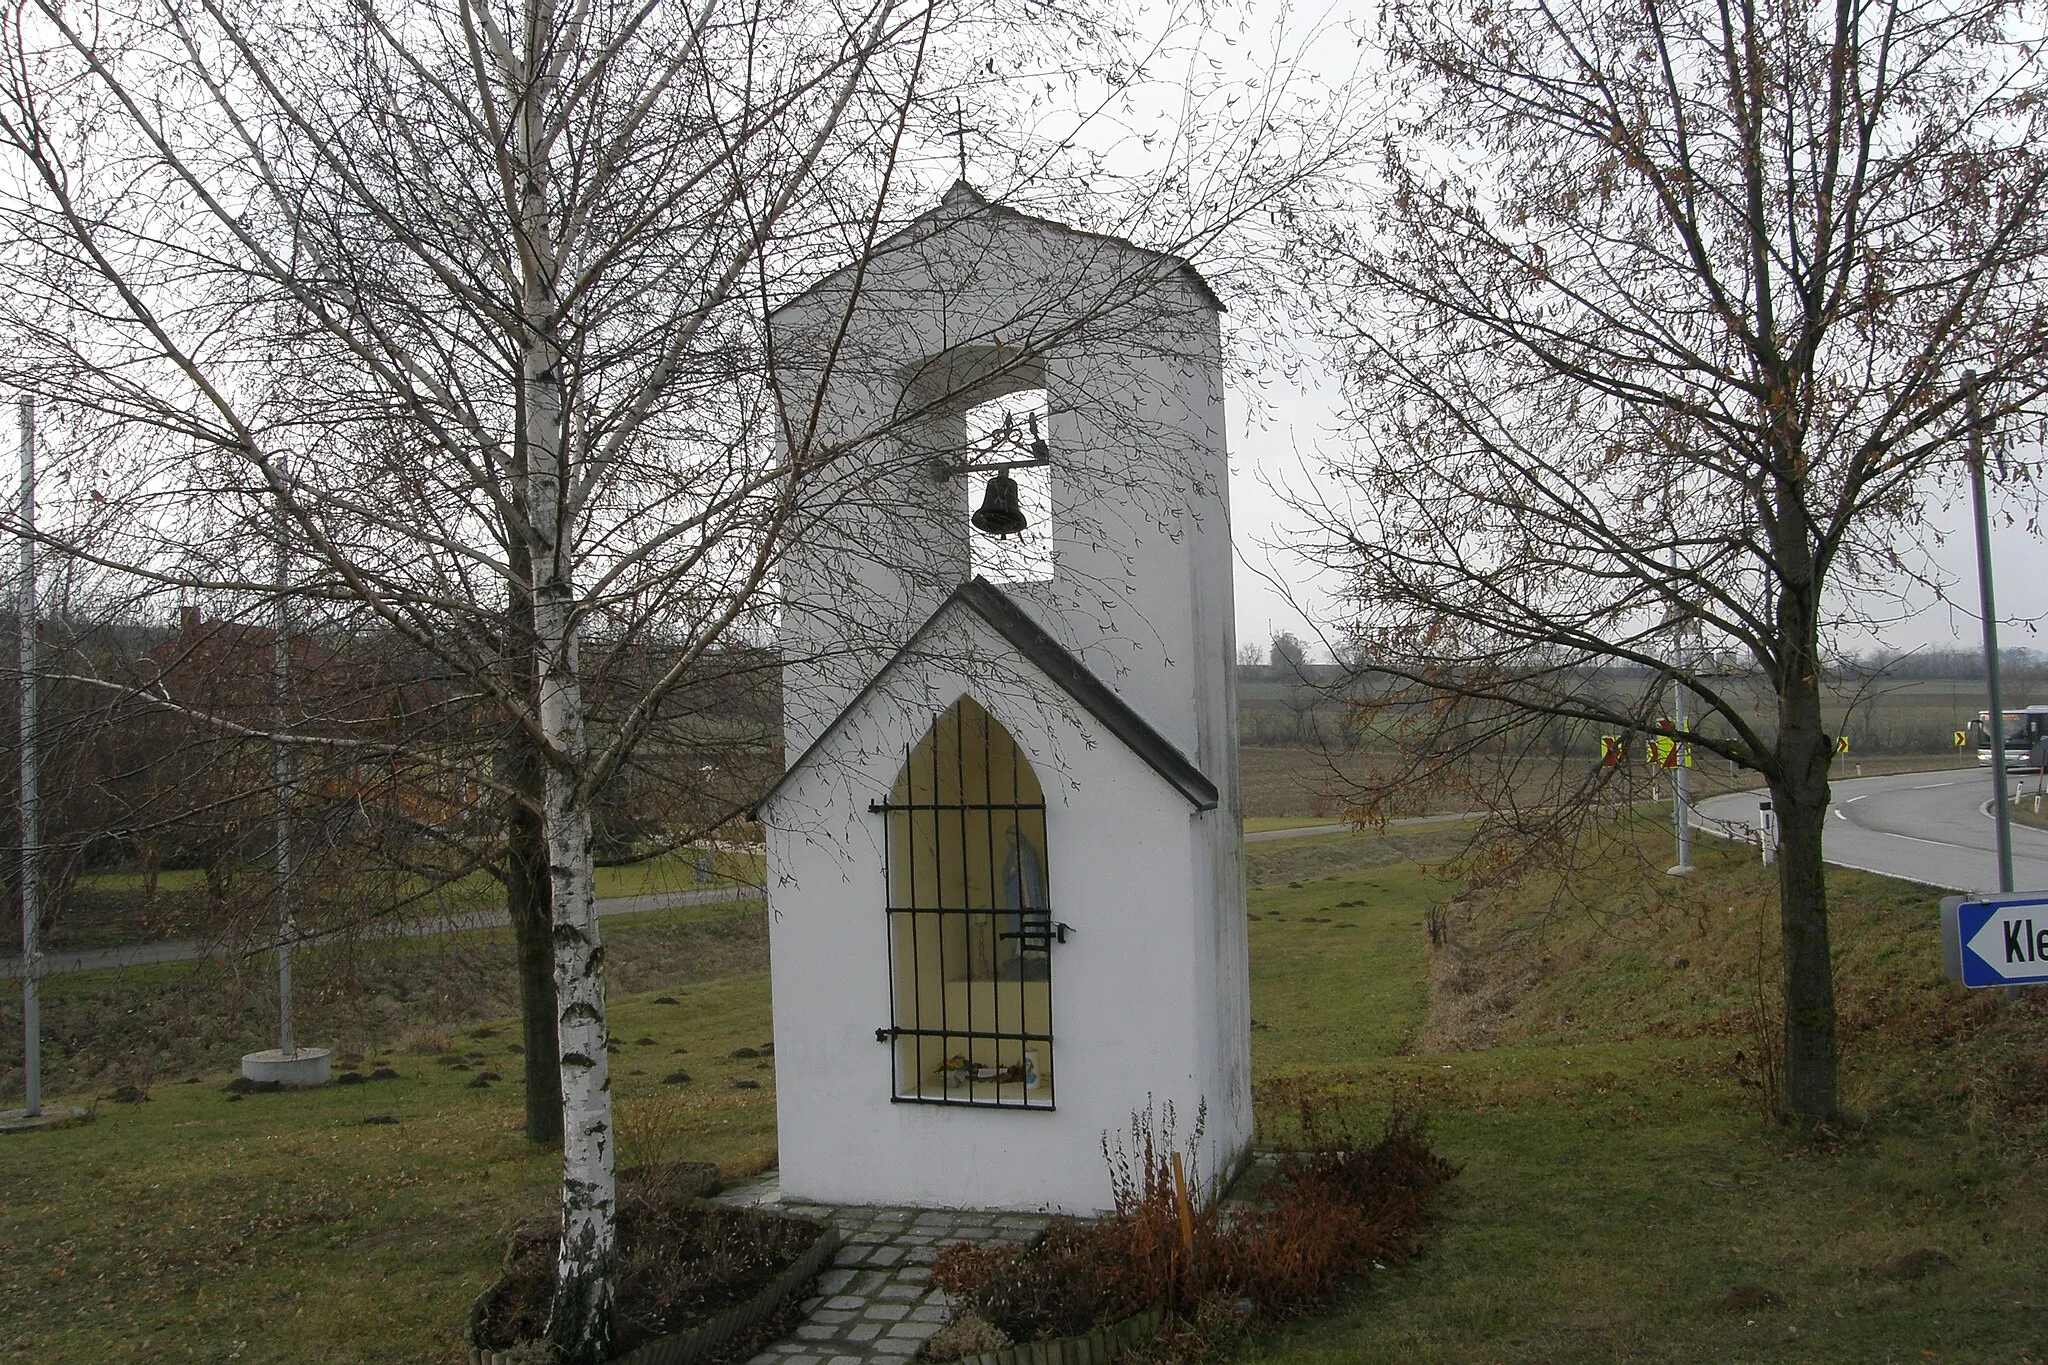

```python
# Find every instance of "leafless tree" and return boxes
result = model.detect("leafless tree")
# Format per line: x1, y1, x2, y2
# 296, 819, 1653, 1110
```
0, 0, 970, 1353
1296, 0, 2048, 1123
0, 0, 1352, 1353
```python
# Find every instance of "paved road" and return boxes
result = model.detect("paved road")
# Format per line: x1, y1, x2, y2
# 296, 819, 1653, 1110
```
6, 884, 763, 979
1695, 766, 2048, 893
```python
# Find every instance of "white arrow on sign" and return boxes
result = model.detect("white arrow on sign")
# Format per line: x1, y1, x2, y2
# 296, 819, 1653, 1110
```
1964, 902, 2048, 985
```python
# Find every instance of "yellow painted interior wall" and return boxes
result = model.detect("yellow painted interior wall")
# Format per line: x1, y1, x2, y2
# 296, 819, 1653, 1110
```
888, 697, 1054, 1102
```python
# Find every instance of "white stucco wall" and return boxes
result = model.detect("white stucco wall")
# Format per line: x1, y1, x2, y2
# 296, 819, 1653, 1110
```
772, 187, 1233, 761
760, 184, 1249, 1212
761, 610, 1247, 1212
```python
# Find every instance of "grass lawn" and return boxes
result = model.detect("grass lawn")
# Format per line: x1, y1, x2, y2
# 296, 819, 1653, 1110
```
6, 825, 2047, 1361
0, 972, 777, 1362
4, 896, 772, 1101
2014, 792, 2048, 832
1244, 815, 1348, 833
1241, 831, 2048, 1363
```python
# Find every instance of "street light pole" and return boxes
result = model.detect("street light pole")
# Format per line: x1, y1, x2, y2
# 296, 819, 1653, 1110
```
236, 462, 328, 1088
273, 475, 295, 1058
16, 399, 37, 1119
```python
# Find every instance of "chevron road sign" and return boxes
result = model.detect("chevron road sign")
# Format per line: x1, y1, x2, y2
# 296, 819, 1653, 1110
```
1942, 893, 2048, 988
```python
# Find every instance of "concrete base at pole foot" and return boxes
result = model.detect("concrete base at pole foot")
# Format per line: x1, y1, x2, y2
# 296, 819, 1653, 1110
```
1667, 864, 1696, 877
0, 1107, 91, 1134
240, 1048, 333, 1087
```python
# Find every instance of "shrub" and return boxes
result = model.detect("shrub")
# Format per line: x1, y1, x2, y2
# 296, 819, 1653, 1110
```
925, 1097, 1456, 1361
1214, 1105, 1457, 1314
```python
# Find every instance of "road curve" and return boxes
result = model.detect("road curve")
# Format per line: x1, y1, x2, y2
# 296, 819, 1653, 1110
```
1695, 766, 2048, 894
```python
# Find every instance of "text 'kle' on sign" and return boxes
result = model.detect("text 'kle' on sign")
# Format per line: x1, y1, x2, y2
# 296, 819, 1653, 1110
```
1942, 893, 2048, 988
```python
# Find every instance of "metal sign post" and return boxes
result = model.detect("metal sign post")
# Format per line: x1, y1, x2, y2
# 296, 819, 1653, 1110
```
1965, 373, 2022, 1002
1670, 667, 1694, 876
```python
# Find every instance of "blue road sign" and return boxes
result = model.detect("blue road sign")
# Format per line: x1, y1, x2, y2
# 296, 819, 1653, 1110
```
1942, 893, 2048, 988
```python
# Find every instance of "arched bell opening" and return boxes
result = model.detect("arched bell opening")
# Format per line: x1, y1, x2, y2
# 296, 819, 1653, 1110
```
962, 390, 1053, 583
881, 695, 1055, 1107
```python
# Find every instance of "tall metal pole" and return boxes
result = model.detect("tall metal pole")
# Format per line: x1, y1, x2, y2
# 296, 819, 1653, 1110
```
273, 470, 294, 1057
1671, 647, 1694, 874
17, 400, 39, 1117
1966, 372, 2015, 898
1666, 500, 1694, 873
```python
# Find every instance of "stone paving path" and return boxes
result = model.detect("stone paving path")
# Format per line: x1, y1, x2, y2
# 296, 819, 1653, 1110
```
715, 1172, 1051, 1365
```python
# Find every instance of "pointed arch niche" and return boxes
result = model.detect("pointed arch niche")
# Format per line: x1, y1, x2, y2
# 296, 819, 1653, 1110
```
880, 696, 1055, 1108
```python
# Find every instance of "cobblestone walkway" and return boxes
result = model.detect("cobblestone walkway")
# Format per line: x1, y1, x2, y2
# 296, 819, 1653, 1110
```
715, 1172, 1051, 1365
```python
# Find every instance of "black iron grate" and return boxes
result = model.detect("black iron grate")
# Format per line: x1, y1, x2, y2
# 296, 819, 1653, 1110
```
874, 697, 1055, 1109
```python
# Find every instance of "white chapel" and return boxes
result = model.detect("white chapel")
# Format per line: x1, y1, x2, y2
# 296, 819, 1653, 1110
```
756, 182, 1249, 1213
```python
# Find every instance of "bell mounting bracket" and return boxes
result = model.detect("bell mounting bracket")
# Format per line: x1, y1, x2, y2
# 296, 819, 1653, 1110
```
929, 411, 1051, 482
929, 451, 1051, 482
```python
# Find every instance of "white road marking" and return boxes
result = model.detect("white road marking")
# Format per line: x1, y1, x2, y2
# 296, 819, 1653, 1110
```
1846, 794, 1868, 803
1911, 782, 1959, 791
1883, 830, 1981, 850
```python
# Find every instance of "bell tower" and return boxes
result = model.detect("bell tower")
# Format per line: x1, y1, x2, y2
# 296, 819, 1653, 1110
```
759, 182, 1248, 1212
773, 181, 1237, 783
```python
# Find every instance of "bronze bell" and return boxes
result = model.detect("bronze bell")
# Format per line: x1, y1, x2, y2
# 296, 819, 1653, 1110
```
971, 470, 1029, 537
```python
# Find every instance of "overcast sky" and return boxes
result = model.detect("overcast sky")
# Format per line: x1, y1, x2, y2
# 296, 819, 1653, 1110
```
1130, 3, 2048, 672
1223, 360, 2048, 666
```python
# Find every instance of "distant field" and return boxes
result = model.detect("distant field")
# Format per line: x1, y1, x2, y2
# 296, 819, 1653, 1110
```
52, 847, 764, 953
1239, 745, 1970, 821
1238, 669, 2031, 755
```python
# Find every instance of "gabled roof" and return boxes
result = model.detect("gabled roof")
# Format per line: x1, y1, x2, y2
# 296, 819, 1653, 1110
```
770, 180, 1223, 321
758, 576, 1219, 815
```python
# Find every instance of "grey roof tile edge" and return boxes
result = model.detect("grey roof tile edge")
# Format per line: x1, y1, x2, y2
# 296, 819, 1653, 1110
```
755, 577, 1218, 817
952, 579, 1217, 810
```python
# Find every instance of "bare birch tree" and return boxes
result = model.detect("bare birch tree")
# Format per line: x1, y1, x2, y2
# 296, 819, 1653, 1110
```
0, 0, 1354, 1354
0, 0, 965, 1353
1298, 0, 2048, 1123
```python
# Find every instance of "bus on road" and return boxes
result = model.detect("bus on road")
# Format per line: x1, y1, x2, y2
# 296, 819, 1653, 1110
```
1975, 705, 2048, 770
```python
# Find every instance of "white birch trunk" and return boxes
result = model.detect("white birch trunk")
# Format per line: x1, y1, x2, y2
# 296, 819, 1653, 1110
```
532, 338, 615, 1359
538, 569, 613, 1362
505, 3, 616, 1355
